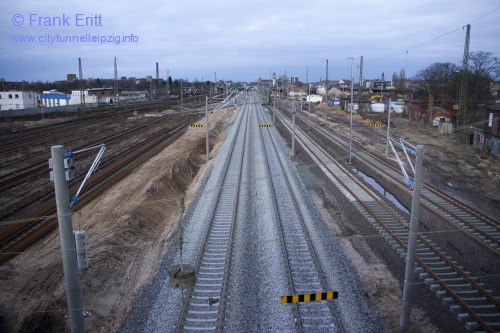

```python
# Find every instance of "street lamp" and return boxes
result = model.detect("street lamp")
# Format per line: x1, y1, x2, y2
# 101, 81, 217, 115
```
347, 57, 354, 164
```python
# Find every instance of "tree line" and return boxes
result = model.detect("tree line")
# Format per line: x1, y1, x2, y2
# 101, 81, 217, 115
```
392, 51, 499, 115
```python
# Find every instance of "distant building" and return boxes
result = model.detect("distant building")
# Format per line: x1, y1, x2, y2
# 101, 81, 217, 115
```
405, 99, 428, 122
389, 100, 407, 114
67, 74, 77, 82
338, 80, 351, 91
71, 90, 98, 105
486, 104, 500, 137
306, 95, 323, 103
40, 90, 71, 107
0, 91, 38, 111
119, 90, 149, 101
469, 104, 500, 158
431, 109, 453, 126
316, 85, 326, 96
71, 88, 115, 104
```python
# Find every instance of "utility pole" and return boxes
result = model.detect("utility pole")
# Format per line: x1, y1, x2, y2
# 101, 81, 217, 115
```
348, 57, 354, 164
205, 97, 209, 162
78, 58, 85, 107
324, 59, 328, 124
180, 80, 183, 106
49, 146, 85, 333
400, 145, 425, 332
273, 95, 276, 124
114, 57, 118, 106
404, 51, 408, 101
166, 69, 170, 98
213, 72, 217, 100
359, 55, 363, 94
457, 24, 471, 128
300, 88, 303, 112
386, 97, 392, 155
307, 66, 311, 132
292, 98, 296, 156
155, 62, 159, 100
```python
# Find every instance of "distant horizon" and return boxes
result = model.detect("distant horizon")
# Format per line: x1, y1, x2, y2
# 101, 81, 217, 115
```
1, 73, 407, 85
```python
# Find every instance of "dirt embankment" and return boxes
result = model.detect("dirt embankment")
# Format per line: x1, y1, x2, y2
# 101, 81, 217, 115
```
0, 107, 237, 333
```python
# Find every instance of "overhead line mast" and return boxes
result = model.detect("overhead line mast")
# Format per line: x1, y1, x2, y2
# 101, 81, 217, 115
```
456, 24, 470, 127
78, 58, 85, 107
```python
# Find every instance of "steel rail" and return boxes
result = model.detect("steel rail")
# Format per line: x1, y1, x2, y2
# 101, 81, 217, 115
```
0, 115, 198, 265
288, 107, 500, 257
274, 106, 500, 333
258, 104, 342, 332
175, 102, 249, 332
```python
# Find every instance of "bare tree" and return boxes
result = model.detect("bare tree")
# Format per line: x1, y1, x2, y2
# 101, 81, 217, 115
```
469, 51, 499, 79
392, 68, 407, 90
467, 51, 499, 108
414, 62, 460, 107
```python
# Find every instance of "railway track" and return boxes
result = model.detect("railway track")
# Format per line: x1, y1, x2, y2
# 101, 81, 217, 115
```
285, 105, 500, 257
0, 113, 186, 220
175, 102, 249, 331
0, 113, 200, 265
273, 106, 500, 332
0, 96, 206, 167
256, 104, 341, 332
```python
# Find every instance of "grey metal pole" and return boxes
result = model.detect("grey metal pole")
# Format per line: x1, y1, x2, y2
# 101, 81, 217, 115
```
348, 57, 354, 164
205, 97, 209, 162
300, 90, 302, 112
386, 98, 392, 156
180, 81, 183, 106
273, 98, 276, 124
292, 99, 296, 156
51, 145, 85, 333
167, 69, 170, 98
307, 66, 311, 132
324, 59, 328, 125
400, 145, 425, 332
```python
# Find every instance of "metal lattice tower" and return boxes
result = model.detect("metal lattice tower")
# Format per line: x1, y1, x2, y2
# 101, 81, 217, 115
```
457, 24, 470, 127
325, 59, 329, 97
359, 55, 363, 92
114, 57, 118, 105
78, 58, 85, 106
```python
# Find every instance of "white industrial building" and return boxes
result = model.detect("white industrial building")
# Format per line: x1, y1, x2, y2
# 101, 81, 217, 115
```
40, 90, 71, 107
306, 94, 323, 103
71, 90, 98, 105
0, 91, 38, 111
389, 101, 407, 113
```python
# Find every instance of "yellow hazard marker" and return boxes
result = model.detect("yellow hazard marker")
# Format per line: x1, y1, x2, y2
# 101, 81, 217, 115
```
190, 124, 203, 128
369, 123, 383, 127
280, 291, 338, 304
259, 124, 271, 128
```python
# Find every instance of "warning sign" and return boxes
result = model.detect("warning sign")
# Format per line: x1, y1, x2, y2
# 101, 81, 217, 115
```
280, 291, 338, 304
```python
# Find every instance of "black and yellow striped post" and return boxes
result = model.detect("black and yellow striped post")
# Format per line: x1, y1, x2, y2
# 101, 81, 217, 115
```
280, 291, 338, 304
369, 123, 383, 127
259, 124, 272, 128
190, 124, 203, 128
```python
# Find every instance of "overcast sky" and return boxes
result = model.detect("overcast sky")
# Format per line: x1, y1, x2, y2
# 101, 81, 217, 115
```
1, 0, 499, 83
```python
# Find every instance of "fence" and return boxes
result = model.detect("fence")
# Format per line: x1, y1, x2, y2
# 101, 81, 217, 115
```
0, 103, 98, 118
